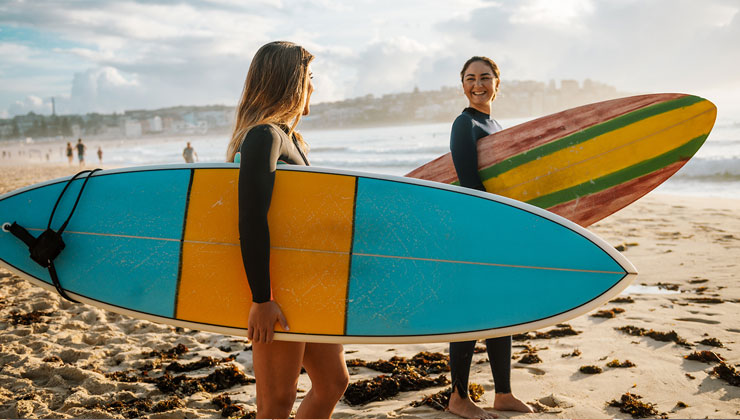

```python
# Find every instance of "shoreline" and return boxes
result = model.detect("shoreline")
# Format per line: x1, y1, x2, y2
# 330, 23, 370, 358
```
0, 164, 738, 419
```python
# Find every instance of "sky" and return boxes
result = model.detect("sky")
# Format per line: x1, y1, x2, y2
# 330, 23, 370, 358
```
1, 0, 739, 121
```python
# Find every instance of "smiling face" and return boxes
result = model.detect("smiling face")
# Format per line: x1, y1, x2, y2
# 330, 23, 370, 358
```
462, 60, 500, 115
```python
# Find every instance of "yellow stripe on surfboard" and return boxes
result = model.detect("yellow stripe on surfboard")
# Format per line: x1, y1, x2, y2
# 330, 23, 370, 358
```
176, 169, 356, 335
483, 100, 716, 201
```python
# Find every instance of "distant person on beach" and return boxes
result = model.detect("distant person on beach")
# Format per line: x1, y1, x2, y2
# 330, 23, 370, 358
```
66, 142, 74, 165
97, 146, 103, 164
182, 142, 198, 163
75, 138, 86, 166
225, 41, 347, 419
447, 56, 533, 418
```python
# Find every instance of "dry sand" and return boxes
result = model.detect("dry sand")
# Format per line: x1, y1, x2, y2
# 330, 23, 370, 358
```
0, 164, 738, 419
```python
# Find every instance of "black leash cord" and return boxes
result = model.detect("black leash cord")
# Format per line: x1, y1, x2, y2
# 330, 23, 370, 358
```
6, 168, 102, 303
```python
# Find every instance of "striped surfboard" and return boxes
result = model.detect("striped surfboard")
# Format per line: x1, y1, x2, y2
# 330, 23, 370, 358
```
0, 164, 635, 343
406, 94, 717, 226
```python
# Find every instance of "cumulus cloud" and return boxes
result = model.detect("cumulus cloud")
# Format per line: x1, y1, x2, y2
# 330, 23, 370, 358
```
8, 95, 53, 116
1, 0, 739, 118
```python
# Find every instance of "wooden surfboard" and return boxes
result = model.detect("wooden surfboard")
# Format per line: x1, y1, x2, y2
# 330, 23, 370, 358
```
406, 94, 716, 227
0, 164, 636, 343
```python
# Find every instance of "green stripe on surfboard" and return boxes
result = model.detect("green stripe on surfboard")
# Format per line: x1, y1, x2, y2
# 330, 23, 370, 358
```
449, 95, 707, 187
525, 133, 708, 209
478, 95, 706, 181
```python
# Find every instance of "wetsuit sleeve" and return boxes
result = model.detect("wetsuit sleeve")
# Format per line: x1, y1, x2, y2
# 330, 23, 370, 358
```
237, 125, 283, 303
450, 115, 486, 191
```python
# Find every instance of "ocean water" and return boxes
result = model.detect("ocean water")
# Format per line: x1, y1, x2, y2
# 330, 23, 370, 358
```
91, 117, 740, 199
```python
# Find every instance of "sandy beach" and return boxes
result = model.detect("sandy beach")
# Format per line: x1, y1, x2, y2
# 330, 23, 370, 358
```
0, 163, 738, 419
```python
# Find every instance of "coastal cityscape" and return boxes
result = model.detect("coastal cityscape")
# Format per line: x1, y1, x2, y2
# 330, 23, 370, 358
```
0, 78, 624, 143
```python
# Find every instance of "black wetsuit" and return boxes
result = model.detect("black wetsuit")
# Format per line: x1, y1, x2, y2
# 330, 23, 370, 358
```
448, 107, 512, 396
237, 124, 309, 303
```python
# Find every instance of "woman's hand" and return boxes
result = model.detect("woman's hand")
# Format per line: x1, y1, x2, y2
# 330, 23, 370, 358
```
247, 301, 290, 344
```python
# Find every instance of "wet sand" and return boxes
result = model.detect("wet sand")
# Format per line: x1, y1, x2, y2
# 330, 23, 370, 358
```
0, 164, 738, 418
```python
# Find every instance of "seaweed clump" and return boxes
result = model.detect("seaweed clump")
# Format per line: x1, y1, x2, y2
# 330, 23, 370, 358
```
608, 393, 660, 418
344, 366, 450, 406
410, 384, 484, 411
610, 296, 634, 304
513, 324, 580, 341
166, 356, 235, 373
591, 308, 626, 318
579, 365, 603, 374
606, 359, 636, 368
211, 394, 256, 418
519, 353, 542, 364
85, 398, 154, 418
7, 310, 51, 325
684, 351, 724, 364
616, 325, 691, 347
686, 297, 724, 304
152, 365, 255, 396
146, 343, 189, 359
711, 362, 740, 386
561, 349, 581, 358
697, 337, 724, 347
346, 352, 449, 375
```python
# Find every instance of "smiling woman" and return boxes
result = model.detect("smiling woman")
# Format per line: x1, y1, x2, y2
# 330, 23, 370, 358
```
447, 56, 534, 419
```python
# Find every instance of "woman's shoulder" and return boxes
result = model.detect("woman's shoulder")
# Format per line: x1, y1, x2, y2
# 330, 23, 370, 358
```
451, 111, 475, 130
244, 123, 288, 143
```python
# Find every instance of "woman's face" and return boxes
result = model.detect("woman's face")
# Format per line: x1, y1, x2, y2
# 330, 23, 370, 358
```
462, 60, 499, 111
302, 68, 314, 116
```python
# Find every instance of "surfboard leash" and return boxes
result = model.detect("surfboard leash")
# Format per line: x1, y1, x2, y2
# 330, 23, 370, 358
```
4, 168, 102, 303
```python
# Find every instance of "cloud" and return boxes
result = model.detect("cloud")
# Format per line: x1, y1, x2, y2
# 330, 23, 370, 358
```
1, 0, 739, 118
8, 95, 53, 116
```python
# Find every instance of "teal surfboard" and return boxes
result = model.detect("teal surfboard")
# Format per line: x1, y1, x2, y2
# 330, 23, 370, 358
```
0, 164, 636, 343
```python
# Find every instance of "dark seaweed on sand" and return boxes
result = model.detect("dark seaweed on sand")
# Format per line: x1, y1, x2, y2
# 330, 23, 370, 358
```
165, 356, 235, 373
591, 308, 626, 318
712, 362, 740, 386
85, 397, 154, 418
616, 325, 691, 347
561, 349, 581, 358
86, 396, 185, 418
685, 350, 724, 364
346, 351, 449, 375
610, 296, 635, 304
608, 393, 660, 418
6, 310, 51, 325
519, 353, 542, 364
145, 343, 189, 359
410, 384, 484, 411
606, 359, 636, 368
343, 366, 450, 405
686, 297, 724, 304
580, 365, 603, 374
212, 394, 257, 418
513, 324, 580, 341
152, 365, 255, 395
697, 337, 724, 347
105, 370, 141, 383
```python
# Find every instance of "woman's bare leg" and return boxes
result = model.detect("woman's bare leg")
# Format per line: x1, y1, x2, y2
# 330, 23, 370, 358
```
252, 340, 305, 418
295, 343, 349, 419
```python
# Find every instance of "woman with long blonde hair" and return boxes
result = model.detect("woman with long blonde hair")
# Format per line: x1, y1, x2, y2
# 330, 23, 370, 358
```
227, 41, 349, 419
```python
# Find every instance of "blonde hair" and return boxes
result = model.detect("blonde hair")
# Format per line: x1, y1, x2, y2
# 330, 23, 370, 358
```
226, 41, 314, 162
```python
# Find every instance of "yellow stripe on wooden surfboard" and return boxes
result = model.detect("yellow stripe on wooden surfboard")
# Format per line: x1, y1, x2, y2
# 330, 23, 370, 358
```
482, 99, 716, 201
176, 169, 356, 335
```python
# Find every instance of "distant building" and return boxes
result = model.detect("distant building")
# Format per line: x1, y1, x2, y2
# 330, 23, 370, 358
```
124, 119, 142, 137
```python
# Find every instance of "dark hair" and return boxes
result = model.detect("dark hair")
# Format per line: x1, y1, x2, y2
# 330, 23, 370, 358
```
460, 56, 500, 81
